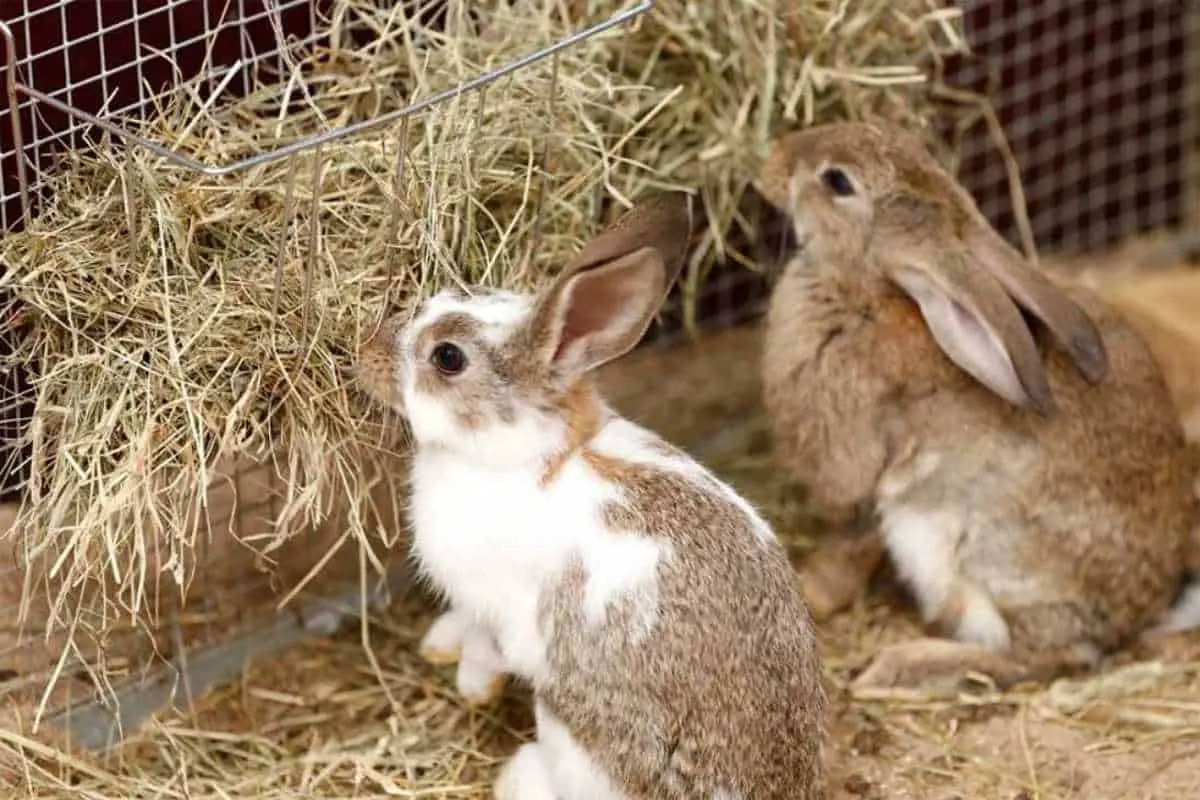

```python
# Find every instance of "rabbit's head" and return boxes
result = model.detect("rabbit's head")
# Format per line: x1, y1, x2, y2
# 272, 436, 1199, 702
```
757, 120, 1109, 415
355, 192, 694, 461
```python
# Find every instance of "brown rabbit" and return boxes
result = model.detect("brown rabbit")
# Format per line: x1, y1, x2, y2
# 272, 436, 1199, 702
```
757, 120, 1198, 692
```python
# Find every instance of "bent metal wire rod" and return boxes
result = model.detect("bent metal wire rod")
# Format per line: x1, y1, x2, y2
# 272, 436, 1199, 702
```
0, 1, 655, 223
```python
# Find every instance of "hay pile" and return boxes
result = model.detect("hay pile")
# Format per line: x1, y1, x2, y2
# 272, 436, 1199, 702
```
0, 0, 965, 734
7, 321, 1200, 798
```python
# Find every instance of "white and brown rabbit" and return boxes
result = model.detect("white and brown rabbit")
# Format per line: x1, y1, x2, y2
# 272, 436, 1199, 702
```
756, 120, 1199, 693
355, 193, 827, 799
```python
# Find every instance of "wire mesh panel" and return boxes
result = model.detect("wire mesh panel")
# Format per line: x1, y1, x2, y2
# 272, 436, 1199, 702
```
0, 1, 347, 742
0, 1, 334, 503
947, 0, 1197, 255
0, 0, 326, 742
0, 0, 331, 231
648, 0, 1199, 344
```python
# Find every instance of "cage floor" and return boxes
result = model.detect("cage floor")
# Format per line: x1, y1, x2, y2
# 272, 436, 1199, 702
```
7, 261, 1200, 799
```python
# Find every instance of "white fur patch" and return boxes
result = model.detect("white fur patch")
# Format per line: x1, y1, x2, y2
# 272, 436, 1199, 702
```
535, 701, 629, 800
415, 288, 532, 333
494, 742, 558, 800
404, 389, 466, 447
412, 438, 632, 683
953, 582, 1011, 649
407, 384, 563, 467
579, 532, 670, 641
414, 288, 533, 349
419, 607, 472, 658
1155, 580, 1200, 635
879, 502, 1011, 648
878, 505, 960, 623
456, 624, 507, 700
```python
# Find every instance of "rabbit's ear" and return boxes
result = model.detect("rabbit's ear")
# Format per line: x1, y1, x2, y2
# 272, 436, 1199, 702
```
527, 192, 694, 377
561, 190, 695, 278
538, 247, 670, 375
886, 251, 1056, 415
969, 225, 1110, 384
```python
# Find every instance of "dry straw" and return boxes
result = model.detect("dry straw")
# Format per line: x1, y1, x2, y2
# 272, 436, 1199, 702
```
8, 295, 1200, 799
0, 0, 964, 737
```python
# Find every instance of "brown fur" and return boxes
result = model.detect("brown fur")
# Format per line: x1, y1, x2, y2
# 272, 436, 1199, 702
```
539, 379, 605, 487
355, 314, 406, 413
795, 518, 886, 623
760, 121, 1196, 687
537, 419, 827, 798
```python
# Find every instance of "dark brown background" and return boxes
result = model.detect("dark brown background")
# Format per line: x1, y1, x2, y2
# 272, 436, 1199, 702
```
950, 0, 1191, 252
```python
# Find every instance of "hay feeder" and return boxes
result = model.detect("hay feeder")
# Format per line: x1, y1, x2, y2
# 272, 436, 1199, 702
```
0, 0, 654, 759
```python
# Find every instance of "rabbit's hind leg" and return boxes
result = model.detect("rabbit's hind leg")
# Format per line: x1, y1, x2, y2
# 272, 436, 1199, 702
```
797, 521, 887, 623
850, 637, 1034, 697
533, 700, 629, 800
850, 633, 1100, 697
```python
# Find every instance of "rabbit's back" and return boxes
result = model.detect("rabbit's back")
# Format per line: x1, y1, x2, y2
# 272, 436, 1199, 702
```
536, 420, 827, 799
946, 284, 1194, 647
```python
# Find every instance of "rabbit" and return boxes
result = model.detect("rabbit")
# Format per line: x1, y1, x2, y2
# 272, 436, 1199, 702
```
755, 119, 1199, 694
354, 192, 828, 799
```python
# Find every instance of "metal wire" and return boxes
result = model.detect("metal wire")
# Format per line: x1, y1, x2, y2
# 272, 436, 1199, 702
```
949, 0, 1198, 255
0, 0, 653, 226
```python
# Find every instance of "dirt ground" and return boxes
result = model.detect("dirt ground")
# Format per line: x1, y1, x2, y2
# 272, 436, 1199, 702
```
7, 315, 1200, 799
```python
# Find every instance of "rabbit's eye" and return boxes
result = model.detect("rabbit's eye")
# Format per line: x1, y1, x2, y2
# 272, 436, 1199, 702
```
430, 342, 467, 376
820, 167, 856, 198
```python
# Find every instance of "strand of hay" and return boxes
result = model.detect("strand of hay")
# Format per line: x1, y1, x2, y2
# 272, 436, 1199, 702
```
0, 0, 966, 736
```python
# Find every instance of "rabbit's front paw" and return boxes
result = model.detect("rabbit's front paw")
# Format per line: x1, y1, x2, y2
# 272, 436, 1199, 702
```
798, 529, 886, 622
418, 609, 472, 665
456, 626, 507, 706
494, 743, 556, 800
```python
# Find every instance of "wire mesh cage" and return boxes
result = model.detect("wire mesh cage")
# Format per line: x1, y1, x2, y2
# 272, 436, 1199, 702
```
950, 0, 1198, 254
0, 0, 1195, 782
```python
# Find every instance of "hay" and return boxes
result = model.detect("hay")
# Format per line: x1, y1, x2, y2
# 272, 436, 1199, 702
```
5, 320, 1200, 798
0, 0, 965, 757
1, 0, 660, 699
